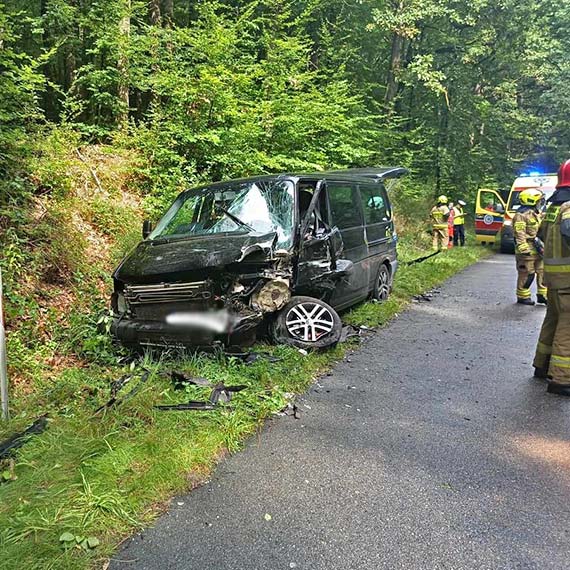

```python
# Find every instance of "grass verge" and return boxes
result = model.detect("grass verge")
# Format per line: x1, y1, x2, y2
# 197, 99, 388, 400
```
0, 243, 490, 570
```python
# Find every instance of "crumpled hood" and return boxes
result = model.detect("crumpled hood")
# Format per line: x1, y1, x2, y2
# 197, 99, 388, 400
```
114, 232, 277, 284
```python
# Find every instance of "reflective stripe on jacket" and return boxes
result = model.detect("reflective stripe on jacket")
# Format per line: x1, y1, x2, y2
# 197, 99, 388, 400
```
430, 205, 449, 229
542, 201, 570, 289
513, 208, 541, 256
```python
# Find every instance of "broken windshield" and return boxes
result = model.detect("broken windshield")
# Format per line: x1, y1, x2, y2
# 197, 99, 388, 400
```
149, 180, 295, 248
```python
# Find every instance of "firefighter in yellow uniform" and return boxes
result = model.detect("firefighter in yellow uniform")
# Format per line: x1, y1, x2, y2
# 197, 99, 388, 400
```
512, 189, 547, 305
430, 195, 450, 251
533, 159, 570, 396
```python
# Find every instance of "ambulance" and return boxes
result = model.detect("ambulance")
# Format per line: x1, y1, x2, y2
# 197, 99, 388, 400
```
475, 173, 557, 252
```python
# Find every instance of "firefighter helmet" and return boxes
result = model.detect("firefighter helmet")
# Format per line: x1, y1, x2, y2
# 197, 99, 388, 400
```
557, 159, 570, 188
437, 195, 448, 205
519, 188, 544, 207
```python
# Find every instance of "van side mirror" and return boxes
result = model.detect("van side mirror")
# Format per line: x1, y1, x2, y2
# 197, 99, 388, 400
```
495, 204, 505, 214
142, 220, 154, 239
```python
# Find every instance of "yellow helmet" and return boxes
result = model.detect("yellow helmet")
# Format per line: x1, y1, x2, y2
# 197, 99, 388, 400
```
519, 188, 544, 207
437, 195, 448, 205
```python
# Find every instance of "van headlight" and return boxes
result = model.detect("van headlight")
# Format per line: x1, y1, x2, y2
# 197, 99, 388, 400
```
111, 292, 127, 314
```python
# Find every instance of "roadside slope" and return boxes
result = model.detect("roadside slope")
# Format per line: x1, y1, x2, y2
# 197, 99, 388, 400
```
112, 254, 570, 570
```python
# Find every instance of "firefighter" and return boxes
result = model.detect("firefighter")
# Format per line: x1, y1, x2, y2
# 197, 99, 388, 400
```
453, 199, 467, 247
533, 159, 570, 396
513, 188, 547, 305
430, 195, 450, 251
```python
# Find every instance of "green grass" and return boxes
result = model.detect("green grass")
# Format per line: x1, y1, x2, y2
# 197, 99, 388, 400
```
0, 241, 490, 570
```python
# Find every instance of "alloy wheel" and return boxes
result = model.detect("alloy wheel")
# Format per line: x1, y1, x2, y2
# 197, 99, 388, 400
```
285, 302, 335, 342
377, 266, 390, 301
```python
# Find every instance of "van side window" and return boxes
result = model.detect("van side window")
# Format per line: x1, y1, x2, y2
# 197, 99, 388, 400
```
328, 183, 362, 229
360, 183, 389, 224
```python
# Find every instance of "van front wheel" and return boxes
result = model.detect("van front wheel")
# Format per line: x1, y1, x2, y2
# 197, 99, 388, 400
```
271, 296, 342, 350
372, 264, 391, 302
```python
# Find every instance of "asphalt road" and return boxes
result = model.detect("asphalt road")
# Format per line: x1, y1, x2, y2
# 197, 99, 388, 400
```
110, 254, 570, 570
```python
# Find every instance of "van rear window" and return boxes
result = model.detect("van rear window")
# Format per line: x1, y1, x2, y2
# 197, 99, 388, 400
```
360, 184, 389, 224
328, 183, 362, 229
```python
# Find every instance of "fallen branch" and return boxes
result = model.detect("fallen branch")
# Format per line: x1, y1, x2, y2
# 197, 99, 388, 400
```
75, 148, 105, 194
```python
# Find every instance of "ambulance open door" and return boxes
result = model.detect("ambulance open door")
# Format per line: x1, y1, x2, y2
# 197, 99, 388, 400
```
475, 188, 506, 245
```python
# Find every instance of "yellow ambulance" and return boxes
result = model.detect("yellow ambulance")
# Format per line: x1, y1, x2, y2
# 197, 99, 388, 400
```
475, 173, 557, 252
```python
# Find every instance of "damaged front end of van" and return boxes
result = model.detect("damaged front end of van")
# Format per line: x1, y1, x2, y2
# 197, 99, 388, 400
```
110, 177, 343, 350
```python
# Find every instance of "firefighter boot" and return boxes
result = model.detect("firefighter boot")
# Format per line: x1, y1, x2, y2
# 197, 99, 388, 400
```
537, 294, 548, 305
516, 258, 535, 304
547, 382, 570, 397
534, 366, 550, 379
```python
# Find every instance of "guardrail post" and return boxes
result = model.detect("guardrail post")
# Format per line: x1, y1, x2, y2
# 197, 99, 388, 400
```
0, 267, 9, 421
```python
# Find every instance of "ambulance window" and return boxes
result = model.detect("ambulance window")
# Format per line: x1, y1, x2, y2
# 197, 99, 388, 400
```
480, 191, 502, 212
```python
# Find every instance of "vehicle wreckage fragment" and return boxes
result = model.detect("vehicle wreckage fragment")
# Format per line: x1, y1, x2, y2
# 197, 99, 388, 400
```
0, 415, 49, 460
94, 370, 150, 414
251, 278, 291, 313
156, 374, 248, 412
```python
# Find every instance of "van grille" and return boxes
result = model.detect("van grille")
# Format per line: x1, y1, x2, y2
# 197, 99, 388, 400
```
124, 281, 213, 305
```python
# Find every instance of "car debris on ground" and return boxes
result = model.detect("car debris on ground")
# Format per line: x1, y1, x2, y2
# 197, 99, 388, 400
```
94, 370, 150, 414
0, 415, 49, 460
156, 372, 247, 412
403, 250, 441, 266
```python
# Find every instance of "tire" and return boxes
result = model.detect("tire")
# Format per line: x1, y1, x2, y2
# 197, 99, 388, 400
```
372, 263, 392, 302
500, 242, 514, 254
271, 296, 342, 350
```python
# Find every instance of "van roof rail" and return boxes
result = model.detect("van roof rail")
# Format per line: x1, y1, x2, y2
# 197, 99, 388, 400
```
322, 167, 408, 180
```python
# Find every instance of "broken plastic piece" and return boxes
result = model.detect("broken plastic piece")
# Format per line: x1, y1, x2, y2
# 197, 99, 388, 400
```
403, 250, 441, 266
171, 371, 211, 389
0, 415, 48, 460
94, 370, 150, 414
155, 402, 218, 411
156, 382, 247, 411
209, 382, 247, 404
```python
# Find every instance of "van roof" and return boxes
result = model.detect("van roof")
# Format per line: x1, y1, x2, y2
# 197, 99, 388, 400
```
184, 167, 408, 193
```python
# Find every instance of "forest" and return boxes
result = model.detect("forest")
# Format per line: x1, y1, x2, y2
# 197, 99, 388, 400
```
0, 1, 569, 566
4, 0, 570, 204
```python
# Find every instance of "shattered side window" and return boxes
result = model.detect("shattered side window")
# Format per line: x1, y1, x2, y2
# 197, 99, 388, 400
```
149, 180, 294, 248
360, 183, 389, 224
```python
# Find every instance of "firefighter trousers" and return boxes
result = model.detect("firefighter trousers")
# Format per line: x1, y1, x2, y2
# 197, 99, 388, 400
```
432, 228, 448, 251
515, 255, 546, 300
533, 288, 570, 384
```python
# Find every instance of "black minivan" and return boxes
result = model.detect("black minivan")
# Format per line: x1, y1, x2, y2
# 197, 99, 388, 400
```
110, 167, 406, 350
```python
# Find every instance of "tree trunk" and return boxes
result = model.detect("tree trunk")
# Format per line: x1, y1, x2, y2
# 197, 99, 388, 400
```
149, 0, 161, 25
434, 100, 449, 194
162, 0, 174, 27
118, 2, 131, 127
385, 32, 405, 106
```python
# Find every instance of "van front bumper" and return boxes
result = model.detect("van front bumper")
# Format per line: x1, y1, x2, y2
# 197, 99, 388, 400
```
110, 312, 262, 349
